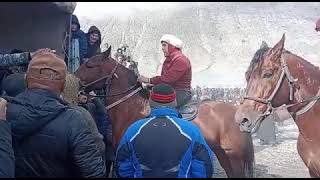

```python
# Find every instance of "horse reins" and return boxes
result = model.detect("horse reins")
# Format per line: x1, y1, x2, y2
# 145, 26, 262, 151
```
243, 54, 320, 118
79, 60, 142, 110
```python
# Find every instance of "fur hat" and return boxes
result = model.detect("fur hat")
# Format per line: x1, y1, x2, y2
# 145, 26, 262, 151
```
149, 83, 177, 108
26, 52, 67, 94
160, 34, 183, 49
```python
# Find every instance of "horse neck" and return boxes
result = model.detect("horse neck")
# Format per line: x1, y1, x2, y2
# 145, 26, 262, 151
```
286, 52, 320, 141
287, 52, 320, 96
109, 90, 150, 149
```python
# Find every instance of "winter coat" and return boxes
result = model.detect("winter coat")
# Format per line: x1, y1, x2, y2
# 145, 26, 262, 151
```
115, 107, 214, 178
150, 49, 192, 91
80, 98, 114, 161
7, 89, 106, 178
70, 15, 88, 63
85, 26, 102, 58
0, 120, 14, 178
72, 105, 106, 158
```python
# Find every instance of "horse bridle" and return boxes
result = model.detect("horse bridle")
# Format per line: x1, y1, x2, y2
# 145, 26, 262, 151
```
79, 60, 142, 110
243, 54, 320, 118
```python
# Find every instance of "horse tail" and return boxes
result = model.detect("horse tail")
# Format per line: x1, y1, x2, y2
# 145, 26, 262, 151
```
243, 132, 256, 178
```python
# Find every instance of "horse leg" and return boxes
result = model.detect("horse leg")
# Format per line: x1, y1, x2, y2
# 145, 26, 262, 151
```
228, 157, 245, 177
212, 145, 234, 177
242, 133, 255, 178
223, 133, 255, 178
227, 155, 255, 178
309, 170, 317, 178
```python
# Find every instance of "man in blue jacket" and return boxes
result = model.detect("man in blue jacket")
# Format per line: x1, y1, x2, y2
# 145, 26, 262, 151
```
115, 83, 215, 178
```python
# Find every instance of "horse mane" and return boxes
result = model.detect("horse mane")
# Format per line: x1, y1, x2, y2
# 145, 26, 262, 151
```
99, 53, 150, 100
286, 51, 320, 72
246, 45, 320, 82
245, 46, 270, 81
116, 63, 150, 99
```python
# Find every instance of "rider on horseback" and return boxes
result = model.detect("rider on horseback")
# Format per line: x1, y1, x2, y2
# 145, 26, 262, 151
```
137, 34, 192, 109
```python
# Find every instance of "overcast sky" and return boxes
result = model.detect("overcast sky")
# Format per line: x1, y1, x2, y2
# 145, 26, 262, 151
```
74, 2, 181, 19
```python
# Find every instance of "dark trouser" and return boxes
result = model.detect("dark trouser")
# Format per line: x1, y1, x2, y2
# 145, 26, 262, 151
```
176, 90, 192, 109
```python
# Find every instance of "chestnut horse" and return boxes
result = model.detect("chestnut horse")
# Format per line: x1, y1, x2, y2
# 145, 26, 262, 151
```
235, 34, 320, 177
75, 46, 255, 178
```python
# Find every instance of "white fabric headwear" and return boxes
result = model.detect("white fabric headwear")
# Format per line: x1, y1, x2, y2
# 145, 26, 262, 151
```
160, 34, 183, 49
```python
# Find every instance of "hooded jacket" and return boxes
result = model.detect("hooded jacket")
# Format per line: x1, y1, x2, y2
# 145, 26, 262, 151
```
7, 89, 106, 178
85, 26, 102, 58
70, 15, 88, 63
116, 107, 214, 178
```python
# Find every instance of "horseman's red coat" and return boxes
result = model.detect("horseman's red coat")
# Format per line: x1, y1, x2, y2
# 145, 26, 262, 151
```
150, 49, 191, 91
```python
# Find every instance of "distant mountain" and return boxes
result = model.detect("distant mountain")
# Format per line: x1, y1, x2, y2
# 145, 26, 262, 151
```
78, 2, 320, 88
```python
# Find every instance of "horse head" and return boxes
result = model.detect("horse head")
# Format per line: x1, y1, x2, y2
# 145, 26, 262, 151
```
75, 46, 150, 149
235, 34, 292, 133
75, 46, 140, 95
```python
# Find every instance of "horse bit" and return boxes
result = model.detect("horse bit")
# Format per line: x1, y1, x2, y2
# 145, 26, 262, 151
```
243, 54, 320, 118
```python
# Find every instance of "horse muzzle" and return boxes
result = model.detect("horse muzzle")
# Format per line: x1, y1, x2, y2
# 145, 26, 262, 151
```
235, 109, 264, 134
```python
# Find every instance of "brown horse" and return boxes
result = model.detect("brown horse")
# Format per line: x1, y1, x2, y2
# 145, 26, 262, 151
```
235, 34, 320, 177
75, 46, 255, 178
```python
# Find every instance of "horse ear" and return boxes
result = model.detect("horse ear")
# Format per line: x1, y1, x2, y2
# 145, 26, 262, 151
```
268, 33, 285, 63
103, 46, 112, 59
260, 41, 268, 49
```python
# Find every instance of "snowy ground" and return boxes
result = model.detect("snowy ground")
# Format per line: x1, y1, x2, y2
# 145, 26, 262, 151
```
213, 119, 309, 178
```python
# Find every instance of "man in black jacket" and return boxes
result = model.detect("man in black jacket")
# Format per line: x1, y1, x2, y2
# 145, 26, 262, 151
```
6, 51, 106, 178
0, 98, 14, 178
78, 95, 114, 176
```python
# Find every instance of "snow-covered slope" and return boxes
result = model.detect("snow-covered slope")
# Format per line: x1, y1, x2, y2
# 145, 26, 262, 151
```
76, 2, 320, 88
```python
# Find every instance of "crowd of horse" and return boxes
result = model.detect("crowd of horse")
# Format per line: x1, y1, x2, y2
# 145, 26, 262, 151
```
74, 33, 319, 178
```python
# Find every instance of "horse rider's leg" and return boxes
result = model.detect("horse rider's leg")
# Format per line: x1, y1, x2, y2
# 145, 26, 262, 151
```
175, 90, 192, 109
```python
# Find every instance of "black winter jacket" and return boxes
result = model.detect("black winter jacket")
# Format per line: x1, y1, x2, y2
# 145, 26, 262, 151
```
0, 120, 14, 178
7, 89, 106, 178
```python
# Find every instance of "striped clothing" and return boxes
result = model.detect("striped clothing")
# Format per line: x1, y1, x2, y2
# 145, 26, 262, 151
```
115, 107, 215, 178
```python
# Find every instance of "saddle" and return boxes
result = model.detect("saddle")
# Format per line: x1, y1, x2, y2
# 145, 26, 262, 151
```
177, 101, 199, 121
